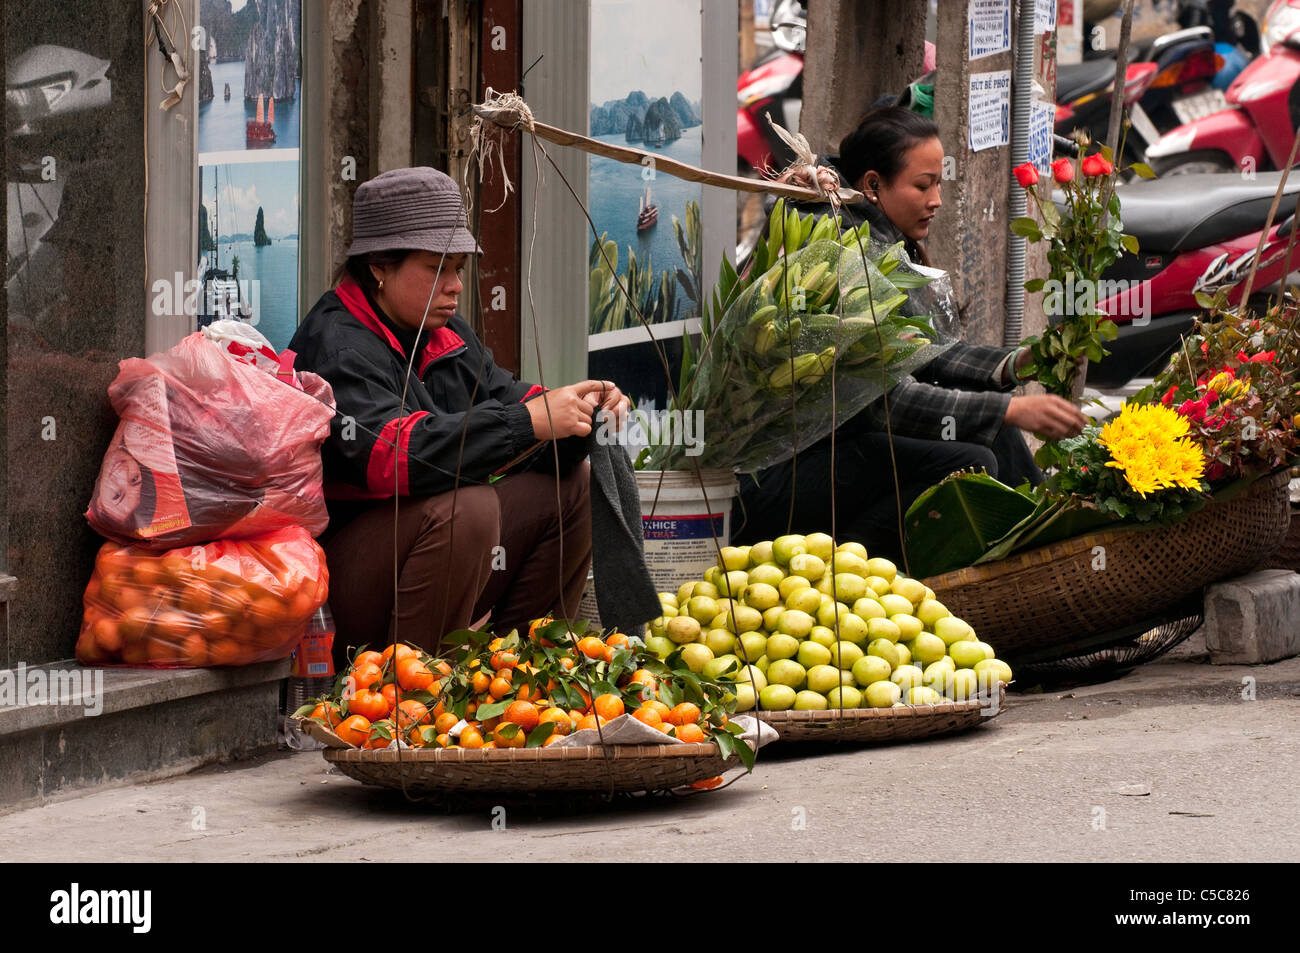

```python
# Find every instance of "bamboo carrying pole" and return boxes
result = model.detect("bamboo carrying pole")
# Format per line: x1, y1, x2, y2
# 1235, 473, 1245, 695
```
471, 101, 864, 205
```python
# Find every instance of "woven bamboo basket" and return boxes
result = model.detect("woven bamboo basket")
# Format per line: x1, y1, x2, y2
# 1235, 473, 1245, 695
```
922, 469, 1292, 663
299, 720, 733, 794
753, 684, 1004, 744
1262, 508, 1300, 573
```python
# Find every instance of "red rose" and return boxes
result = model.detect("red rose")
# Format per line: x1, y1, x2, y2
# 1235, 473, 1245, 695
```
1236, 349, 1249, 363
1051, 158, 1075, 184
1160, 385, 1178, 406
1177, 398, 1209, 423
1250, 350, 1276, 363
1081, 153, 1114, 177
1204, 388, 1218, 403
1014, 162, 1040, 188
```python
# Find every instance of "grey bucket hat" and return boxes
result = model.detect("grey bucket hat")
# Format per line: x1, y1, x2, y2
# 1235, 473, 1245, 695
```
346, 166, 482, 257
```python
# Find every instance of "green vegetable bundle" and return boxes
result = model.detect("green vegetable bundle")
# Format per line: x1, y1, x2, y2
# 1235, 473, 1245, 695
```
642, 200, 948, 472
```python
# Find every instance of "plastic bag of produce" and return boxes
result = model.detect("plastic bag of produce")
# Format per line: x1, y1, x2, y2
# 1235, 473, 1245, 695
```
647, 210, 951, 473
85, 332, 335, 550
75, 526, 329, 668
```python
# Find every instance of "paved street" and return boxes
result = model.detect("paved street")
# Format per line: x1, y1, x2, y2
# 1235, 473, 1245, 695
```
3, 655, 1298, 863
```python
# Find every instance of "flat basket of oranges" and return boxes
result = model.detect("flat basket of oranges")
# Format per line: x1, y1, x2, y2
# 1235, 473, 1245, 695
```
294, 620, 759, 795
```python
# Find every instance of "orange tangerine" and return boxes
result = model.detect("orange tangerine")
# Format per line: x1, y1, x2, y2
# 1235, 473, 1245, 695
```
503, 700, 540, 734
353, 650, 385, 670
335, 715, 371, 747
632, 706, 663, 728
490, 650, 519, 671
493, 722, 527, 748
538, 707, 572, 735
676, 722, 707, 743
576, 636, 606, 659
667, 702, 701, 727
593, 693, 625, 721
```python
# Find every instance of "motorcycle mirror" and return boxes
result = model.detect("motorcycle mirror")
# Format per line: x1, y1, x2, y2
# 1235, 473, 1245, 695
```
769, 0, 806, 53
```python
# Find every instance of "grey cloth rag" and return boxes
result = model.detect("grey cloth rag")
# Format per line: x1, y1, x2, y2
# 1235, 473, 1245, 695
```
586, 429, 662, 635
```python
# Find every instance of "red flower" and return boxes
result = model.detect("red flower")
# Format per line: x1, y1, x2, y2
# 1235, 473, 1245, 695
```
1236, 349, 1250, 363
1250, 350, 1276, 363
1204, 388, 1219, 403
1176, 398, 1209, 423
1013, 162, 1040, 188
1160, 385, 1178, 406
1199, 340, 1209, 355
1081, 153, 1114, 177
1051, 158, 1075, 184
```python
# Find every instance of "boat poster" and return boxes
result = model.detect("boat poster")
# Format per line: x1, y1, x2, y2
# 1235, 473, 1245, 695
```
196, 0, 302, 351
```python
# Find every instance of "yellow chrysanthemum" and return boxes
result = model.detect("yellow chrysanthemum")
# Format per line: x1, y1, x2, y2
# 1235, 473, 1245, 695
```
1098, 403, 1205, 497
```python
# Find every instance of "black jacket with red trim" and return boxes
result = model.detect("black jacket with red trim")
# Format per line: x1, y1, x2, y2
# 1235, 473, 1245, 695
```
289, 277, 585, 511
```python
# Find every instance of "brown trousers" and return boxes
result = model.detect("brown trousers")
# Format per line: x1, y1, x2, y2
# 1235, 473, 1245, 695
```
323, 462, 592, 660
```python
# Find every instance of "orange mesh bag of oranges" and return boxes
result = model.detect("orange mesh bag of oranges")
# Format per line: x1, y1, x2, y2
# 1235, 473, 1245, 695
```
76, 525, 328, 668
298, 619, 756, 769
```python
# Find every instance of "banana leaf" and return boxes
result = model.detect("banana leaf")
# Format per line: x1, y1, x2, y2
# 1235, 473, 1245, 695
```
903, 471, 1039, 578
973, 496, 1120, 565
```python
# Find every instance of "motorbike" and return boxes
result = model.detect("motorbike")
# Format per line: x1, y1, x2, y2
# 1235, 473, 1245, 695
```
736, 0, 805, 262
1144, 0, 1300, 175
1083, 168, 1300, 386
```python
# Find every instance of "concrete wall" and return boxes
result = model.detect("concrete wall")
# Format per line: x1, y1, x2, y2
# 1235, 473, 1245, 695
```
801, 0, 929, 155
929, 1, 1015, 348
5, 3, 147, 663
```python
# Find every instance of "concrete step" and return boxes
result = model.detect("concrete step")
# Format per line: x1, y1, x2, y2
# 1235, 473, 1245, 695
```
0, 657, 289, 815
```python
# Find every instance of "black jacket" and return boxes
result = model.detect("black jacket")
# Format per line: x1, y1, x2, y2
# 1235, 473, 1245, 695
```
289, 277, 584, 514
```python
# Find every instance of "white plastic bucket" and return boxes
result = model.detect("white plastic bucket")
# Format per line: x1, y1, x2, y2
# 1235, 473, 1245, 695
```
635, 468, 739, 594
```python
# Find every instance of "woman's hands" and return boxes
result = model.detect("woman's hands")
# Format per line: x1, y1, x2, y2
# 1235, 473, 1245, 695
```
1005, 395, 1090, 441
526, 380, 630, 441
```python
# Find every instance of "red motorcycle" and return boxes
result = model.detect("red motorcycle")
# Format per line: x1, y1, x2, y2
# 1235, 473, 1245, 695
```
1089, 169, 1299, 386
1144, 0, 1300, 175
736, 0, 806, 261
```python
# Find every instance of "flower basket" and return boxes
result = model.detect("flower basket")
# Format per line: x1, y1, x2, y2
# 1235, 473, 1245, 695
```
921, 468, 1291, 664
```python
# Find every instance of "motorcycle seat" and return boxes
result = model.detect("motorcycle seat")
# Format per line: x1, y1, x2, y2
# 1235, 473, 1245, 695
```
1056, 58, 1116, 103
1115, 172, 1300, 253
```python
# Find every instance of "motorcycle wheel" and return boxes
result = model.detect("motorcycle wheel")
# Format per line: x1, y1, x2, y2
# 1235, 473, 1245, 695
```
1150, 150, 1237, 176
736, 161, 770, 268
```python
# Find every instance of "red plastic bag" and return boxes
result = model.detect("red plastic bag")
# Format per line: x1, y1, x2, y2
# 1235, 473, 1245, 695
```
85, 333, 335, 550
76, 526, 329, 668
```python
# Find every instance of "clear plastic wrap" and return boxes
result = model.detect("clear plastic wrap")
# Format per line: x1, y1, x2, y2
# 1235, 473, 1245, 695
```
649, 235, 953, 473
75, 526, 329, 668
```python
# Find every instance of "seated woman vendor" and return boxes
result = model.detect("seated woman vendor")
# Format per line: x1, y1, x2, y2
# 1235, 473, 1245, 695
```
290, 167, 629, 659
734, 106, 1089, 559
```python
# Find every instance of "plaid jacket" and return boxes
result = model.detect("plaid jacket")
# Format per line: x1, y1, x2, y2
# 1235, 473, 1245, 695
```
859, 343, 1016, 447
